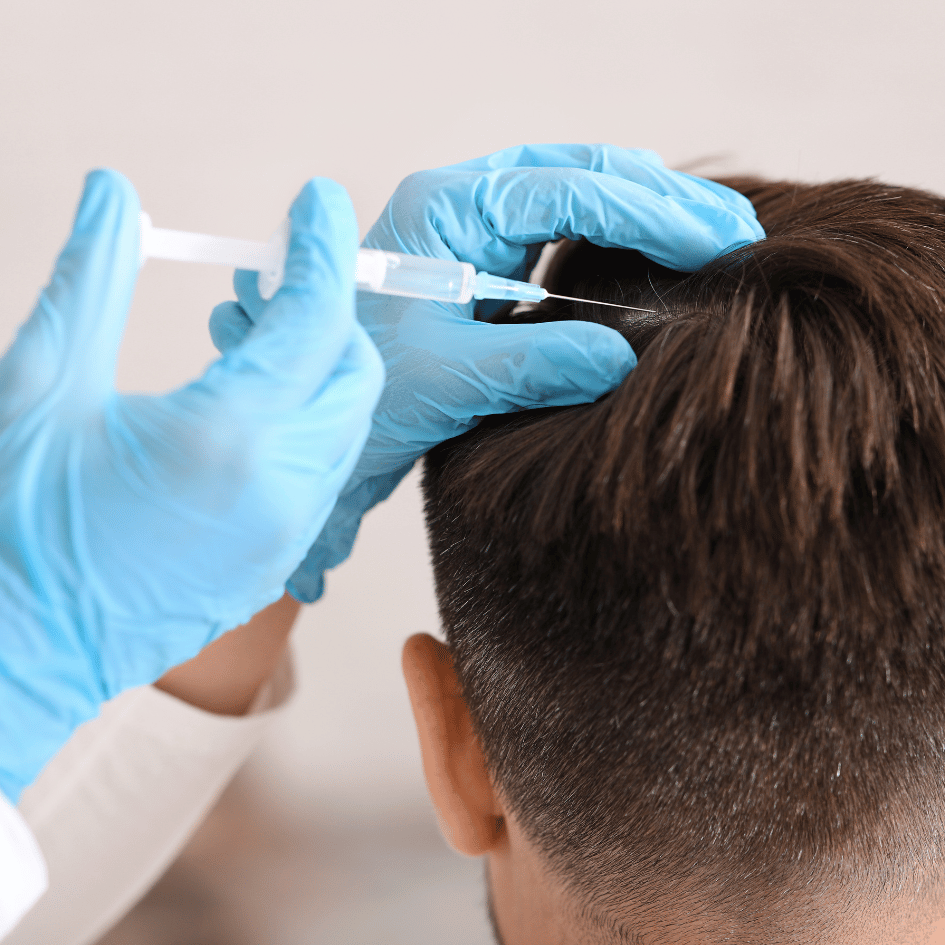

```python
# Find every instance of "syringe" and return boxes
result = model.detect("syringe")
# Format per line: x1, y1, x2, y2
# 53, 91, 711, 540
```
138, 214, 653, 312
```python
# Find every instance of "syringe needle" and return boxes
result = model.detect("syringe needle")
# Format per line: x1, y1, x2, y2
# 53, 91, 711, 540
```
544, 292, 657, 314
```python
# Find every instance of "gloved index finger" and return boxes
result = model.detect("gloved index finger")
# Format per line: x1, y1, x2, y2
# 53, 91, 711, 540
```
377, 165, 763, 277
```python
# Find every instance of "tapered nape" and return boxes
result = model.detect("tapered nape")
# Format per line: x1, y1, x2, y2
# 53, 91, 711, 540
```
422, 178, 945, 944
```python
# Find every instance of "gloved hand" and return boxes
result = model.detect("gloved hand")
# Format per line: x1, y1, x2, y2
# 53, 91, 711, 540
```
211, 143, 765, 602
0, 171, 383, 801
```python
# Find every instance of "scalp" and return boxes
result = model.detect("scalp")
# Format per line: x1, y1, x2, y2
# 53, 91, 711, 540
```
422, 177, 945, 941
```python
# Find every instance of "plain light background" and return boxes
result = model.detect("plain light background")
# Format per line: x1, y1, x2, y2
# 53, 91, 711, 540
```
2, 0, 945, 939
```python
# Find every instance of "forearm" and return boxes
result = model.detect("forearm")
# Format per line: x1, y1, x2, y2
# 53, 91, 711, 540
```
7, 597, 300, 945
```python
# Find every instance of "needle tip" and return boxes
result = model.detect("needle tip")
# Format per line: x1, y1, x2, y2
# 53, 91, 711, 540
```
544, 293, 657, 314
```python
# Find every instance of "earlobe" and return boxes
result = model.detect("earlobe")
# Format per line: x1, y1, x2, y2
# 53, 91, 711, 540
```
401, 633, 505, 857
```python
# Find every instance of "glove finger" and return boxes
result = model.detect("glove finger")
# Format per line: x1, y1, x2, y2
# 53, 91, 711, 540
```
208, 301, 254, 354
383, 166, 761, 277
463, 319, 637, 415
443, 142, 757, 217
2, 170, 140, 406
481, 168, 764, 265
378, 314, 636, 428
232, 265, 267, 322
197, 178, 361, 412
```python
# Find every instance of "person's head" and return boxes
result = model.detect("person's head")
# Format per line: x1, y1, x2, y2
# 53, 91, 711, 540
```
402, 177, 945, 944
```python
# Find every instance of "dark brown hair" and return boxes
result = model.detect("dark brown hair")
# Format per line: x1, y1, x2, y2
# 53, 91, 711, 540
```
422, 178, 945, 943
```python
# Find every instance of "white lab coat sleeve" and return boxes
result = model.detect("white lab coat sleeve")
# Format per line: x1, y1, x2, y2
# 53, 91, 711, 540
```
2, 651, 294, 945
0, 793, 47, 940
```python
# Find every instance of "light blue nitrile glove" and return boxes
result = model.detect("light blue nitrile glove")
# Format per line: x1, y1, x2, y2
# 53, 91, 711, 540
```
211, 143, 765, 602
0, 171, 383, 801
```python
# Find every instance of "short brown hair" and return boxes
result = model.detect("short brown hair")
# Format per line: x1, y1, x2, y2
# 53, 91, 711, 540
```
422, 178, 945, 943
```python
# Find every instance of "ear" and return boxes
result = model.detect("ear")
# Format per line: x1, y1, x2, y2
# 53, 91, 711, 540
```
401, 633, 505, 856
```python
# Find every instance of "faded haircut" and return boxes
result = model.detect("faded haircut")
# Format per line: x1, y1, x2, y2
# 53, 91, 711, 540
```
421, 178, 945, 944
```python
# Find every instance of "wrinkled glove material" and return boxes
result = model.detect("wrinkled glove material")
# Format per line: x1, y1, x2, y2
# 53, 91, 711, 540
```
0, 171, 383, 800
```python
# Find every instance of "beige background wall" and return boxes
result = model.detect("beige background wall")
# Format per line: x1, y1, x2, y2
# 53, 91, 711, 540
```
3, 0, 945, 939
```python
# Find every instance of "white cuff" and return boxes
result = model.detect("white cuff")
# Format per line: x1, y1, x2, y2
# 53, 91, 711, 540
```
6, 651, 294, 945
0, 793, 47, 940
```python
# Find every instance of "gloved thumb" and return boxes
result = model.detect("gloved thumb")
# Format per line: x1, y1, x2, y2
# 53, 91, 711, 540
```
24, 170, 140, 405
198, 178, 360, 412
208, 301, 253, 354
450, 319, 637, 421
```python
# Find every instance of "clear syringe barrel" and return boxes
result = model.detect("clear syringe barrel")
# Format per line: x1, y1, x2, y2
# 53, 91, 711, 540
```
138, 214, 547, 305
355, 250, 546, 305
356, 250, 477, 304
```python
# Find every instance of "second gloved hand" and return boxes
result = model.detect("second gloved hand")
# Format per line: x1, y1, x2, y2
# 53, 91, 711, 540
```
0, 172, 383, 801
211, 143, 765, 601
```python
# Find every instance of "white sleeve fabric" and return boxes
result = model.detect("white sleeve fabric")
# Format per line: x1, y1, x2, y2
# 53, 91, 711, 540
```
2, 652, 294, 945
0, 794, 47, 941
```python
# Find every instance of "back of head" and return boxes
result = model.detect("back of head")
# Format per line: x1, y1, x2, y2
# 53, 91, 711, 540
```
421, 178, 945, 943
